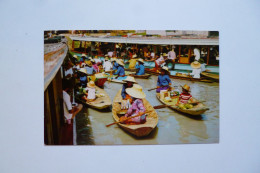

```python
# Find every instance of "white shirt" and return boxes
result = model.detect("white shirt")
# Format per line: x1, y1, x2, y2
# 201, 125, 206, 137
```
194, 48, 200, 61
108, 51, 113, 57
103, 61, 113, 71
168, 50, 176, 60
200, 63, 206, 72
65, 68, 73, 77
151, 52, 155, 58
84, 87, 96, 99
191, 68, 201, 78
63, 91, 72, 120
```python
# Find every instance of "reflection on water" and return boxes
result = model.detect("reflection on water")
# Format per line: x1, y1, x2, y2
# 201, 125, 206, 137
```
76, 75, 219, 145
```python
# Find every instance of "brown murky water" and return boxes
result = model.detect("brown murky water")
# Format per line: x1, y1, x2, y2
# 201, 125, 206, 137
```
76, 75, 219, 145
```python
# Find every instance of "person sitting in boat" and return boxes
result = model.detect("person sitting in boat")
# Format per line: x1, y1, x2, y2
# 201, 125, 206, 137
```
111, 58, 119, 70
156, 66, 172, 93
85, 61, 95, 75
135, 58, 145, 75
91, 59, 99, 73
79, 53, 87, 63
103, 56, 113, 72
155, 53, 165, 72
198, 58, 207, 72
121, 76, 137, 100
176, 84, 196, 105
113, 59, 125, 79
82, 81, 96, 102
128, 54, 138, 69
119, 84, 147, 125
78, 68, 88, 88
72, 55, 78, 63
190, 61, 202, 79
94, 55, 102, 64
62, 79, 82, 124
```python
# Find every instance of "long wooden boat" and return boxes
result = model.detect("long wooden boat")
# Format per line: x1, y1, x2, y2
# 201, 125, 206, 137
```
145, 68, 213, 83
112, 90, 158, 137
76, 86, 112, 110
156, 93, 209, 116
201, 72, 219, 82
125, 71, 151, 79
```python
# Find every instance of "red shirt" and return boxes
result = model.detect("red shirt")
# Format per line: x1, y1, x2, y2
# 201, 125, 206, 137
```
179, 93, 192, 104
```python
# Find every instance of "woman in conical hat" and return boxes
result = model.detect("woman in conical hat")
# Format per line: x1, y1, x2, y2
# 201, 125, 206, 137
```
135, 58, 145, 75
113, 59, 125, 80
119, 84, 147, 124
82, 81, 96, 102
156, 66, 172, 93
177, 84, 195, 105
85, 60, 95, 75
121, 76, 137, 100
78, 68, 88, 87
190, 61, 201, 79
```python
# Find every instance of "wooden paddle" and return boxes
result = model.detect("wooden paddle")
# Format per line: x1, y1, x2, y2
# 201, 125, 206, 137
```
106, 110, 153, 127
148, 87, 157, 91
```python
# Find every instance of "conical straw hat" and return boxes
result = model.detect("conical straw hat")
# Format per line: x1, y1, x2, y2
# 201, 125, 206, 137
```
87, 81, 95, 88
81, 54, 86, 57
181, 84, 190, 92
78, 68, 87, 74
132, 54, 137, 58
126, 84, 146, 99
137, 58, 144, 63
191, 61, 201, 69
123, 76, 137, 83
117, 59, 125, 66
161, 66, 169, 72
73, 55, 78, 59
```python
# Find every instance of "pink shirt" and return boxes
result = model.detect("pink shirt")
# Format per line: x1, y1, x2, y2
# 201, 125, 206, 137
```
125, 99, 146, 122
155, 57, 164, 65
93, 64, 99, 73
168, 51, 176, 60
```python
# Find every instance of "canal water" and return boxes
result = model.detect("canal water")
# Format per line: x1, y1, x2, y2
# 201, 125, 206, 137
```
75, 75, 219, 145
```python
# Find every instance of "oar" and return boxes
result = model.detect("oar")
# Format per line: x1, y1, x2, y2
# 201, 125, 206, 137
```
148, 87, 157, 91
106, 110, 152, 127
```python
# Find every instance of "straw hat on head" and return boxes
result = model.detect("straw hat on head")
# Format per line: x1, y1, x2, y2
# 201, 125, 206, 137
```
117, 59, 125, 66
87, 81, 95, 88
126, 84, 146, 99
123, 76, 137, 83
91, 59, 95, 63
163, 53, 168, 57
161, 66, 169, 73
137, 58, 144, 63
81, 54, 86, 57
86, 61, 92, 66
105, 57, 109, 61
132, 54, 137, 58
78, 68, 87, 74
191, 61, 201, 69
181, 84, 190, 92
73, 55, 78, 59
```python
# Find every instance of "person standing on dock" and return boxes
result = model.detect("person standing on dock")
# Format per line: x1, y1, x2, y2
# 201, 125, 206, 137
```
135, 58, 145, 75
156, 66, 172, 93
167, 47, 176, 69
190, 61, 202, 79
62, 80, 82, 124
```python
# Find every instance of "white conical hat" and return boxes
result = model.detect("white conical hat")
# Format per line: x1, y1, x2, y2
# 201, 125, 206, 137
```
126, 84, 146, 99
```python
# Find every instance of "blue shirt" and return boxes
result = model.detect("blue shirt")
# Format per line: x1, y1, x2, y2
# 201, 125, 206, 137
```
121, 84, 127, 99
113, 62, 119, 70
80, 76, 87, 83
114, 66, 125, 76
80, 57, 86, 62
85, 66, 94, 75
135, 64, 145, 75
157, 74, 171, 87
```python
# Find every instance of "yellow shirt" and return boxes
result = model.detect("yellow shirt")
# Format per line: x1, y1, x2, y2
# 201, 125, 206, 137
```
129, 59, 137, 69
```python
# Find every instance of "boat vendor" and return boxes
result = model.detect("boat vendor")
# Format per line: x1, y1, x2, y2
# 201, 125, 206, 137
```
111, 58, 119, 70
94, 55, 102, 64
128, 54, 138, 69
91, 59, 99, 73
119, 84, 147, 125
176, 84, 196, 105
190, 61, 202, 79
103, 56, 113, 72
135, 58, 145, 75
156, 66, 172, 93
85, 61, 95, 75
82, 81, 96, 102
121, 76, 137, 100
113, 59, 126, 79
155, 53, 165, 71
79, 53, 87, 63
78, 68, 88, 87
62, 79, 82, 124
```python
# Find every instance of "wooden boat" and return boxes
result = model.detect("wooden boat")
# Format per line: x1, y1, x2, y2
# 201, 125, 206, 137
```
156, 93, 209, 116
145, 68, 213, 83
201, 72, 219, 82
125, 71, 151, 79
112, 90, 158, 137
76, 86, 112, 110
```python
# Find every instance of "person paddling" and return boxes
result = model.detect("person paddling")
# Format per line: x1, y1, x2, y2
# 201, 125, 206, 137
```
190, 61, 201, 79
135, 58, 145, 75
113, 59, 125, 79
119, 84, 147, 125
111, 58, 119, 70
156, 66, 172, 93
82, 81, 96, 102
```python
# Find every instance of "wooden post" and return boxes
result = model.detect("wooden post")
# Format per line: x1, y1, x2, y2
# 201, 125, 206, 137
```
178, 45, 181, 62
188, 46, 191, 63
72, 40, 74, 51
44, 90, 53, 144
84, 41, 87, 53
207, 46, 210, 65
